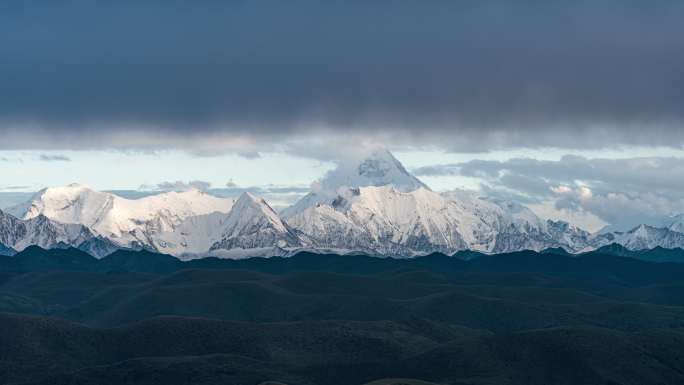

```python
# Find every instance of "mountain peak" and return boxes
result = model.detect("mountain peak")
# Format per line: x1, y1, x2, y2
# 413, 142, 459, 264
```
31, 183, 102, 200
237, 191, 259, 202
283, 149, 429, 219
7, 183, 111, 224
210, 193, 302, 251
630, 223, 653, 235
315, 149, 428, 196
234, 192, 271, 212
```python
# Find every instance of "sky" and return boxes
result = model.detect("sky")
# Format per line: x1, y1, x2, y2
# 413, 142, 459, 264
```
2, 1, 684, 232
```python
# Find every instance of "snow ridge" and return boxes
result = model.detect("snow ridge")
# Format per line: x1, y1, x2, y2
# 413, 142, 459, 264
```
8, 184, 235, 253
5, 151, 684, 258
281, 149, 428, 218
210, 192, 303, 251
285, 185, 592, 256
0, 209, 114, 256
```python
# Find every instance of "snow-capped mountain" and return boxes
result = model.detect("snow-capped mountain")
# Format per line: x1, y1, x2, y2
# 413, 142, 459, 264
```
210, 192, 303, 252
151, 192, 305, 258
320, 149, 428, 192
152, 211, 233, 256
281, 149, 428, 218
285, 185, 592, 256
281, 151, 597, 255
8, 184, 234, 253
545, 220, 594, 251
588, 224, 684, 251
0, 209, 113, 256
664, 214, 684, 234
5, 150, 684, 258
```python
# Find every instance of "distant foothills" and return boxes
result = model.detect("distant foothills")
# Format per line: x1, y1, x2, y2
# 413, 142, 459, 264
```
2, 150, 684, 259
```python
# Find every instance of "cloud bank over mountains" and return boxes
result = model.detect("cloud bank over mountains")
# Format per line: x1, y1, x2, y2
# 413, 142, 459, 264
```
414, 156, 684, 230
134, 180, 311, 210
1, 1, 684, 152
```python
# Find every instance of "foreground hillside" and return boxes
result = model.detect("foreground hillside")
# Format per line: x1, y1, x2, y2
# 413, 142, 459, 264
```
2, 247, 684, 329
1, 248, 684, 384
2, 314, 684, 385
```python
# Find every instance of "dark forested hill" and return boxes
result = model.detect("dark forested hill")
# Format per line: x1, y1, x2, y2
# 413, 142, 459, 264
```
2, 313, 683, 385
2, 247, 684, 384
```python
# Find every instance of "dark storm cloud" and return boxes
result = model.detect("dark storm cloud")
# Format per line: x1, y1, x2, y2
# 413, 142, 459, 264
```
2, 0, 684, 151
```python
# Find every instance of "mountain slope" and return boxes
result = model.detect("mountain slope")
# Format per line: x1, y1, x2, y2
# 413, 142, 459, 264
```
152, 211, 234, 256
319, 149, 428, 193
599, 224, 684, 250
0, 209, 106, 255
280, 150, 600, 255
286, 185, 591, 256
210, 192, 304, 253
4, 185, 303, 257
8, 184, 234, 253
282, 149, 428, 218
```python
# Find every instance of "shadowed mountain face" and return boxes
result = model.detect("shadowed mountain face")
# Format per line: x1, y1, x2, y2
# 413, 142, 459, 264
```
2, 248, 684, 384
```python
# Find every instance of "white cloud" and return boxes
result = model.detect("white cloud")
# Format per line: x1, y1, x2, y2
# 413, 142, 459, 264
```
143, 180, 212, 192
417, 155, 684, 230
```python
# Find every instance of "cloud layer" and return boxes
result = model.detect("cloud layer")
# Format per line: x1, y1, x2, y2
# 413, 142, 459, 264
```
38, 154, 70, 162
1, 1, 684, 152
136, 180, 309, 208
414, 156, 684, 230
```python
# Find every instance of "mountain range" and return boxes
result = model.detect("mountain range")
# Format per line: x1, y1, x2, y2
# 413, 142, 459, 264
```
3, 149, 684, 258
